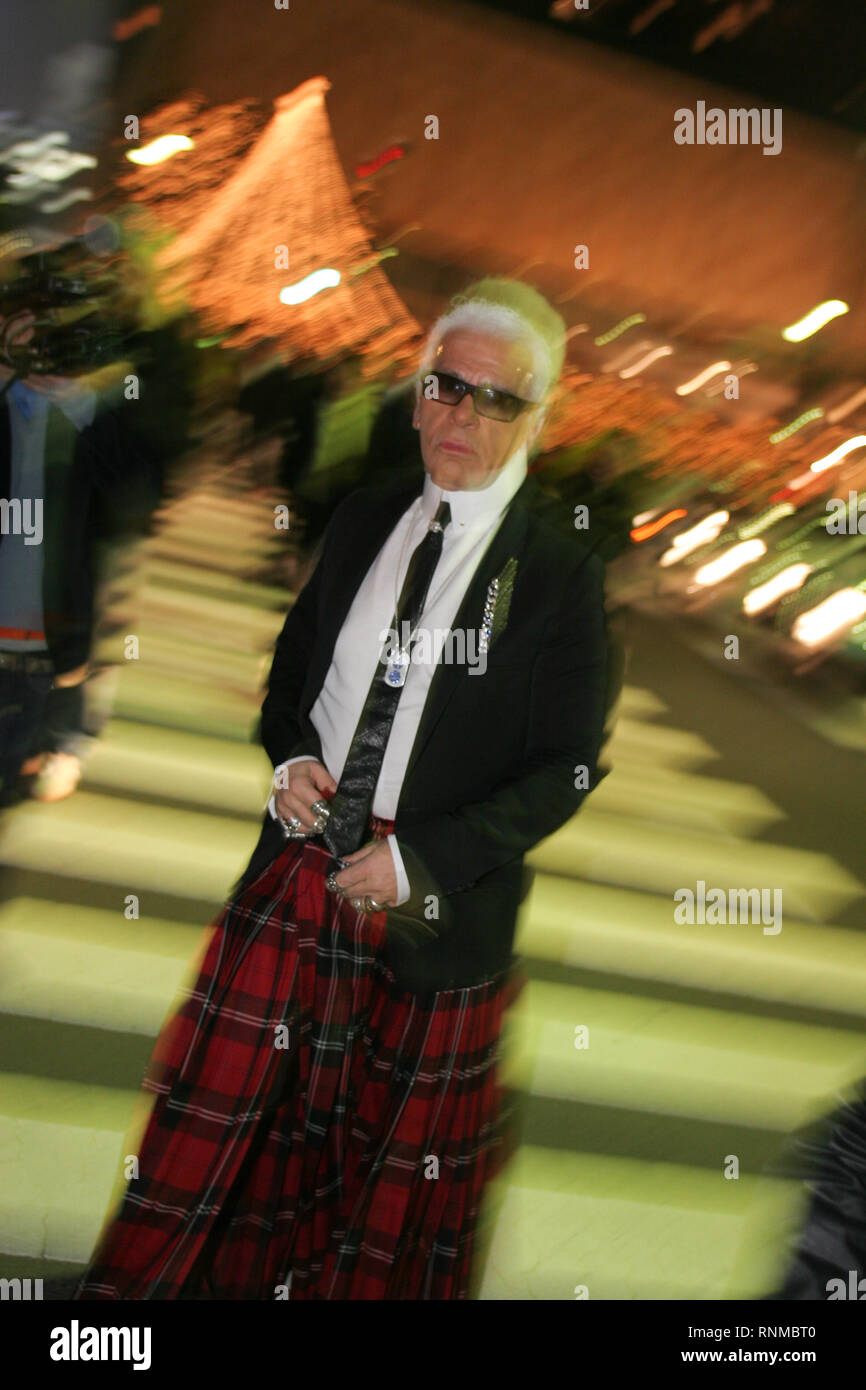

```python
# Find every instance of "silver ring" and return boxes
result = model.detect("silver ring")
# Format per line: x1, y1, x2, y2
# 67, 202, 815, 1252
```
325, 871, 339, 892
365, 896, 385, 913
352, 897, 363, 912
311, 800, 330, 818
279, 815, 306, 839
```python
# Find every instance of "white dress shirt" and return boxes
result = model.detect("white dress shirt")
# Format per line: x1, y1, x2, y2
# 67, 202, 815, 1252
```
266, 442, 529, 904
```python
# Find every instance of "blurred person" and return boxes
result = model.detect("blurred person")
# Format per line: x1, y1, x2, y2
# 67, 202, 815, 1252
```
75, 276, 614, 1300
760, 1078, 866, 1301
0, 252, 162, 805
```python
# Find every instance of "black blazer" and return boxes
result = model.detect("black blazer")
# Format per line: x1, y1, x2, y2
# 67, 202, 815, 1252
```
235, 469, 614, 996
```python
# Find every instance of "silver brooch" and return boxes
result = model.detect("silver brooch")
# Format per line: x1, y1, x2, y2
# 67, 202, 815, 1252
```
479, 557, 518, 654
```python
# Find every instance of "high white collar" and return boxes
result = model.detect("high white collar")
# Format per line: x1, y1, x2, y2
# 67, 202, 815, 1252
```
421, 443, 528, 530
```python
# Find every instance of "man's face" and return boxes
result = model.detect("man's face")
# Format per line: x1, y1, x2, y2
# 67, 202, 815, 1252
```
412, 327, 546, 490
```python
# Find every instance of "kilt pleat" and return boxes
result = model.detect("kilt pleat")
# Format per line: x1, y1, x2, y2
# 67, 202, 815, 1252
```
74, 816, 524, 1300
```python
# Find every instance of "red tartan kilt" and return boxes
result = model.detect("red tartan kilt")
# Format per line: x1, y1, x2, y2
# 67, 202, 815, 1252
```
74, 816, 526, 1300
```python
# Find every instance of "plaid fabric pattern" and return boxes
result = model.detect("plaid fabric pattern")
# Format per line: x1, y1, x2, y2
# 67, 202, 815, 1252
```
74, 815, 525, 1300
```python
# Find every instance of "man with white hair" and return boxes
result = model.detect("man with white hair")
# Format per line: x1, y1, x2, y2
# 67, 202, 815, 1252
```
76, 277, 612, 1302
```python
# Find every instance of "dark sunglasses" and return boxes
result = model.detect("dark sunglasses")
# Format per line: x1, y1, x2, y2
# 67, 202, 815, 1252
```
422, 370, 537, 423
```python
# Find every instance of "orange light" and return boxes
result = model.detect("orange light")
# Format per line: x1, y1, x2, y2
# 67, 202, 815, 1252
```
630, 509, 688, 543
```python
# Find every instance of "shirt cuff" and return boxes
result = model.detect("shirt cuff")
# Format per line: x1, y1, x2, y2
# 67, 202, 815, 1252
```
387, 835, 411, 907
265, 755, 319, 817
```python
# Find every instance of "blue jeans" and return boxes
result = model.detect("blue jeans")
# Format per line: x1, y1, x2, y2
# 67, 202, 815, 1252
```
0, 667, 54, 790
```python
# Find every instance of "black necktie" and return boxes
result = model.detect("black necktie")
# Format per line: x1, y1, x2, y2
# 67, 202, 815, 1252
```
324, 498, 452, 858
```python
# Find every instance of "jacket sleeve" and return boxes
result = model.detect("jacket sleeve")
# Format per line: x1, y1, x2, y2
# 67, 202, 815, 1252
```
394, 550, 610, 899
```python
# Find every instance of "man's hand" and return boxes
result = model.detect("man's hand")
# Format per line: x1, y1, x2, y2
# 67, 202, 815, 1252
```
332, 839, 398, 909
273, 758, 337, 833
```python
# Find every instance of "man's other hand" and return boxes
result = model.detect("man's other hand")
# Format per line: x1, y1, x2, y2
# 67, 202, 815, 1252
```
333, 839, 398, 909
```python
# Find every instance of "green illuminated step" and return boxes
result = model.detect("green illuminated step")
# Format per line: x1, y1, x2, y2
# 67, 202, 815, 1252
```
137, 556, 289, 612
518, 876, 866, 1018
529, 810, 865, 921
603, 717, 722, 770
0, 898, 203, 1034
0, 792, 256, 903
477, 1146, 804, 1301
610, 686, 669, 721
134, 583, 284, 643
502, 977, 865, 1133
79, 720, 271, 815
590, 761, 783, 836
92, 631, 269, 695
110, 668, 261, 740
0, 1075, 144, 1264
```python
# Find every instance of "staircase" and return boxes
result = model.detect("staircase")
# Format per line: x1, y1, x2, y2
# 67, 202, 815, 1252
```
1, 465, 864, 1301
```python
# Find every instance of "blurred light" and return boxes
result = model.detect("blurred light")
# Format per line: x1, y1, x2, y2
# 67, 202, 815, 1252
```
738, 503, 795, 539
355, 145, 406, 178
782, 300, 849, 342
694, 539, 766, 587
631, 508, 688, 542
279, 268, 341, 304
619, 345, 674, 378
769, 472, 815, 502
659, 511, 730, 565
676, 362, 731, 396
770, 408, 824, 443
114, 6, 162, 41
810, 435, 866, 473
594, 313, 646, 346
743, 564, 812, 615
792, 588, 866, 647
705, 361, 758, 397
602, 339, 653, 373
126, 135, 194, 165
827, 386, 866, 423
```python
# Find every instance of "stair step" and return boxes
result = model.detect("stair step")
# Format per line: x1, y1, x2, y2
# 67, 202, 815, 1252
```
478, 1146, 799, 1300
0, 898, 203, 1034
604, 717, 722, 770
519, 876, 866, 1017
79, 719, 271, 814
504, 978, 865, 1131
591, 762, 783, 836
529, 810, 865, 921
0, 791, 256, 903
